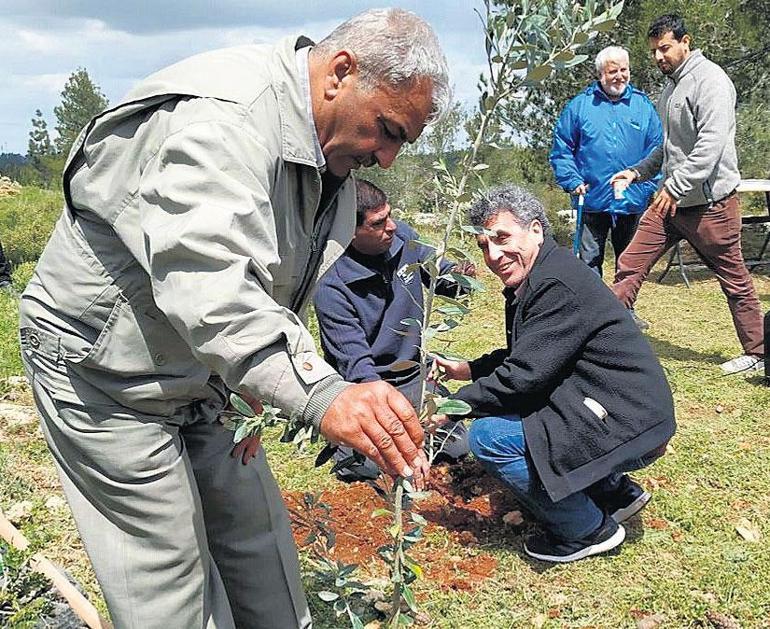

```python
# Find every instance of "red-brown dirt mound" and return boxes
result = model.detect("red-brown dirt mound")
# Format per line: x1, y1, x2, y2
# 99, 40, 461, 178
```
285, 459, 525, 591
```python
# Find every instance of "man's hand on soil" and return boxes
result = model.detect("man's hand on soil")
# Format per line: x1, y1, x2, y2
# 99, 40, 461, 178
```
320, 381, 429, 489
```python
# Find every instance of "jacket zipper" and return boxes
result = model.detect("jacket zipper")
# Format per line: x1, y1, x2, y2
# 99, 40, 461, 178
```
290, 183, 341, 313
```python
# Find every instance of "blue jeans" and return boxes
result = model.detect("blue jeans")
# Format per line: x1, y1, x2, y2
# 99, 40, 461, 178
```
580, 212, 641, 277
469, 415, 646, 540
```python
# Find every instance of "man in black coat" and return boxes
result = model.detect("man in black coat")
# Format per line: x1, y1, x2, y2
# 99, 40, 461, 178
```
432, 184, 675, 563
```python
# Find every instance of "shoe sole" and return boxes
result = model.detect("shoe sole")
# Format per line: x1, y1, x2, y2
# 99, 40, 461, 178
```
523, 524, 626, 563
611, 491, 651, 523
720, 364, 764, 375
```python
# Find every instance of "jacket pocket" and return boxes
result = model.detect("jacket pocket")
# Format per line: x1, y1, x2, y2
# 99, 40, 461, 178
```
71, 292, 194, 377
20, 326, 86, 405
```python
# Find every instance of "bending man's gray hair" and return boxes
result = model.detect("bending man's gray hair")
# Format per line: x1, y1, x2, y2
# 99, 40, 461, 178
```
594, 45, 629, 75
469, 184, 552, 234
312, 8, 451, 125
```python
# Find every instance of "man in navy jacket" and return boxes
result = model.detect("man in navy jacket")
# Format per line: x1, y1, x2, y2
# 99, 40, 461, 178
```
433, 184, 675, 563
550, 46, 662, 286
315, 179, 470, 480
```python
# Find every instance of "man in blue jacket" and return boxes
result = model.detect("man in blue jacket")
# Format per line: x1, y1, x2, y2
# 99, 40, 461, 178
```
315, 179, 470, 480
550, 46, 662, 286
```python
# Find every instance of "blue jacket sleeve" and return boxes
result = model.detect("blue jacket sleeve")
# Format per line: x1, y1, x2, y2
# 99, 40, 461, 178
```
313, 281, 379, 384
549, 102, 584, 194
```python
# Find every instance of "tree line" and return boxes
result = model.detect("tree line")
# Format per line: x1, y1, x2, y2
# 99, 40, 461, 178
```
8, 68, 108, 188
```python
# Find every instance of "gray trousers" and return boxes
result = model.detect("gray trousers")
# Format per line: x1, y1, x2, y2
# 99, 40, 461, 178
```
24, 357, 310, 629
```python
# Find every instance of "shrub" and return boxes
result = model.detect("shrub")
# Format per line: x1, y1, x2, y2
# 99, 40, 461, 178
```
0, 187, 62, 266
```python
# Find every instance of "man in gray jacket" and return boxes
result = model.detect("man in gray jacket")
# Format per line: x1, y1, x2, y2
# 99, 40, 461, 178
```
18, 9, 448, 628
611, 14, 764, 375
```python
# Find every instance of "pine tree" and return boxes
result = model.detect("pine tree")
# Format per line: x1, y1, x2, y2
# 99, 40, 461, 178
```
28, 109, 53, 162
54, 68, 109, 156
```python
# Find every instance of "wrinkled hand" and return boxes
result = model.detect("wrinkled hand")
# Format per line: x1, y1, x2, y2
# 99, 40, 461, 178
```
649, 187, 678, 219
431, 356, 472, 382
610, 170, 637, 186
232, 435, 261, 465
319, 381, 429, 489
454, 260, 477, 278
572, 183, 589, 196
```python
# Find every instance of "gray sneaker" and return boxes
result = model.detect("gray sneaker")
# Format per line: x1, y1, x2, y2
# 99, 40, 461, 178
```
719, 354, 764, 375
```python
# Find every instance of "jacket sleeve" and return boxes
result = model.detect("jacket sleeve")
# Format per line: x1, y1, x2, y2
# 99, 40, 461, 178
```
452, 278, 592, 417
135, 119, 349, 426
635, 101, 664, 200
468, 348, 509, 379
549, 102, 584, 193
664, 75, 736, 200
313, 282, 380, 384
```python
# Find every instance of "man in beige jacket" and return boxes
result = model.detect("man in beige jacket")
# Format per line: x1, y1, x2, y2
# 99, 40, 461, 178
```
18, 9, 449, 628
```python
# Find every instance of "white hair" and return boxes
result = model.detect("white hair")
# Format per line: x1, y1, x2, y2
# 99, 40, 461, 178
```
312, 8, 451, 125
594, 46, 630, 75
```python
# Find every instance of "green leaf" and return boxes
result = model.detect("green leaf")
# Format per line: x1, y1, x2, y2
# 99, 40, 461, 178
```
349, 611, 365, 629
233, 422, 250, 443
511, 59, 528, 70
406, 491, 431, 502
371, 508, 392, 518
455, 191, 473, 203
389, 522, 402, 539
437, 305, 470, 317
592, 18, 616, 32
472, 163, 490, 171
573, 31, 590, 44
229, 392, 256, 418
408, 238, 437, 249
435, 295, 468, 308
435, 398, 473, 416
553, 49, 575, 63
461, 225, 485, 235
402, 583, 418, 612
390, 359, 419, 372
410, 512, 428, 526
563, 54, 589, 68
317, 591, 339, 602
444, 246, 470, 261
525, 64, 552, 83
404, 557, 424, 579
399, 317, 422, 327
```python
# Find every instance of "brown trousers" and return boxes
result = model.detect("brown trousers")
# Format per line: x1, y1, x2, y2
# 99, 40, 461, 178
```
612, 193, 764, 356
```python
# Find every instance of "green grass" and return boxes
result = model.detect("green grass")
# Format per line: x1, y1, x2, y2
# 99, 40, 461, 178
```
0, 191, 769, 627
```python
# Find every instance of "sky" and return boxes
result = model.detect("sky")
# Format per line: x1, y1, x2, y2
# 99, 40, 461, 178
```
0, 1, 487, 155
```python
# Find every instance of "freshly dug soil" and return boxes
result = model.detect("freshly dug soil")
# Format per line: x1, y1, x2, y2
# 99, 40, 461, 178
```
286, 458, 524, 591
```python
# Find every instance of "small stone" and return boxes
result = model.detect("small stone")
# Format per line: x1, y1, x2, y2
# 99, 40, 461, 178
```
45, 496, 67, 511
502, 510, 524, 526
705, 610, 741, 629
6, 500, 33, 523
735, 518, 761, 543
715, 405, 724, 414
636, 613, 665, 629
